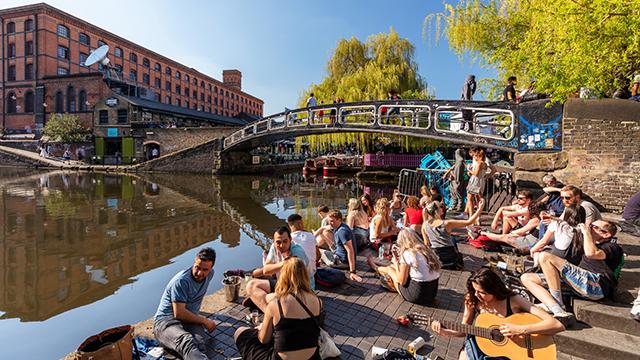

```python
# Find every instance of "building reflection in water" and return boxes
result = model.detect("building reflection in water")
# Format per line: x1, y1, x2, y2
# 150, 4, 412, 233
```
0, 170, 393, 324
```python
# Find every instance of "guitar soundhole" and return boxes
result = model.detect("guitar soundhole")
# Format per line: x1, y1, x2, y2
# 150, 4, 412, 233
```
489, 328, 506, 344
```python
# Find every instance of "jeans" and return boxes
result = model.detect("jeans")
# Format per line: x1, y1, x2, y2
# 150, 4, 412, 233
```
153, 317, 209, 360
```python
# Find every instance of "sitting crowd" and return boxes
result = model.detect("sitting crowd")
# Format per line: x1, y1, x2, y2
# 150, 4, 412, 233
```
148, 158, 635, 360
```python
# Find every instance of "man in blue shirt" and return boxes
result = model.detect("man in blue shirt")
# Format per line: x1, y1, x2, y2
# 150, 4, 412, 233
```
245, 226, 309, 312
319, 209, 362, 282
153, 247, 216, 360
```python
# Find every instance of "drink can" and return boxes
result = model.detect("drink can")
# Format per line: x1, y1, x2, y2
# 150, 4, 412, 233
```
408, 336, 425, 355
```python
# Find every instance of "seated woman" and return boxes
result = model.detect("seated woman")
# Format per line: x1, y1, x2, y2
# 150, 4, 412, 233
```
402, 196, 424, 233
390, 189, 405, 223
313, 205, 334, 250
422, 199, 485, 269
346, 198, 370, 250
367, 229, 441, 305
530, 204, 585, 266
480, 202, 544, 250
369, 197, 399, 244
431, 268, 564, 360
235, 257, 321, 360
419, 185, 432, 208
360, 193, 375, 220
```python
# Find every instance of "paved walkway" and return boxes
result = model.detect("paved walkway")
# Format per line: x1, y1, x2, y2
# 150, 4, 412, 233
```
0, 145, 133, 172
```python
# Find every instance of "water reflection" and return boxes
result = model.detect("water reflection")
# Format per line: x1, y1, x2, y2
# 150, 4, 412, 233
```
0, 169, 395, 358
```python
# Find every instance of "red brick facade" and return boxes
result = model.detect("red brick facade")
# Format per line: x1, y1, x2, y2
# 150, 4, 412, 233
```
0, 3, 263, 133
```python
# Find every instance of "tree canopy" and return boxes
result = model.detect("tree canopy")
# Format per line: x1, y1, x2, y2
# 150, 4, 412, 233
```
425, 0, 640, 101
298, 29, 438, 153
43, 113, 91, 143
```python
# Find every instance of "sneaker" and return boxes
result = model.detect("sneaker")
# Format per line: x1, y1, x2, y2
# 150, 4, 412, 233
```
536, 303, 553, 314
631, 293, 640, 321
553, 311, 576, 328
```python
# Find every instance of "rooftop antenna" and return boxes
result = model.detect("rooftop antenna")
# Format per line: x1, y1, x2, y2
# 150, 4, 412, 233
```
84, 45, 120, 80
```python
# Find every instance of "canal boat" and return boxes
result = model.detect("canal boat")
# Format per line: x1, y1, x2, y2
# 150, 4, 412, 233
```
323, 157, 338, 176
302, 158, 318, 174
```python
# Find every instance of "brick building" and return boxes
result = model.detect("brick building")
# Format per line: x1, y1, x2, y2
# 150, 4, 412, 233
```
0, 3, 263, 136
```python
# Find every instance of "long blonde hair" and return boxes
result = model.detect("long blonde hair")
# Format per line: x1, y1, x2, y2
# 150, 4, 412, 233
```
275, 257, 311, 298
397, 229, 441, 272
374, 197, 390, 216
347, 198, 362, 212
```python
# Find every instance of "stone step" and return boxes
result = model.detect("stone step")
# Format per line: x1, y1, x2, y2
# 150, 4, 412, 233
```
555, 323, 640, 360
573, 299, 640, 336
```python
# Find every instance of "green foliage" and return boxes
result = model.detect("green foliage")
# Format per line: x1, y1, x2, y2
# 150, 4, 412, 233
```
298, 29, 433, 153
425, 0, 640, 102
43, 113, 91, 143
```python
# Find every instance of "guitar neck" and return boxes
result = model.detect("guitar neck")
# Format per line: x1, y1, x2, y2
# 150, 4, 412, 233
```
411, 315, 493, 340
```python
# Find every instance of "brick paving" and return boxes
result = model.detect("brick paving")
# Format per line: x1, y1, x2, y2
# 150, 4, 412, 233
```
198, 239, 487, 360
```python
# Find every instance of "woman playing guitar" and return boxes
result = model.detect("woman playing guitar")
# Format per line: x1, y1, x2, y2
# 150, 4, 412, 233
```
431, 268, 564, 360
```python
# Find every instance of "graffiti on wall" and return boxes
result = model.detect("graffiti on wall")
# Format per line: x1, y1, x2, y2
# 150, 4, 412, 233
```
515, 101, 563, 151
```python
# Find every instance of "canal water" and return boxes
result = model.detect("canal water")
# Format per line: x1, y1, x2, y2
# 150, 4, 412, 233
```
0, 169, 395, 359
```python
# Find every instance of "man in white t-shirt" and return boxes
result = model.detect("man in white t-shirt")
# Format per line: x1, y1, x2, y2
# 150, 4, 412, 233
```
287, 213, 318, 286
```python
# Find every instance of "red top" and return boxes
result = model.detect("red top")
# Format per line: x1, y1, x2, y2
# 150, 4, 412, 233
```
405, 207, 423, 226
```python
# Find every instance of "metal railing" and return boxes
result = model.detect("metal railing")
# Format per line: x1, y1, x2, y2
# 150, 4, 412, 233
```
223, 100, 516, 150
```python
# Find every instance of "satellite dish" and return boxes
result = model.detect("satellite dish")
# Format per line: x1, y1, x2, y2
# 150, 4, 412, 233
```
85, 45, 110, 67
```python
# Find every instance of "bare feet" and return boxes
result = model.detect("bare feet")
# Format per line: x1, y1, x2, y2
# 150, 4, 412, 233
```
367, 255, 380, 273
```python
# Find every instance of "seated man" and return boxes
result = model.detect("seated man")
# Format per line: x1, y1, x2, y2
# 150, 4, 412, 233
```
313, 204, 335, 250
521, 220, 623, 324
547, 185, 601, 226
490, 190, 533, 234
621, 191, 640, 237
246, 227, 309, 312
153, 248, 217, 360
481, 201, 542, 249
319, 209, 362, 282
287, 213, 318, 288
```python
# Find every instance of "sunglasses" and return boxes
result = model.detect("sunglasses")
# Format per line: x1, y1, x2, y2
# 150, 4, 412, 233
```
517, 196, 527, 200
561, 196, 573, 200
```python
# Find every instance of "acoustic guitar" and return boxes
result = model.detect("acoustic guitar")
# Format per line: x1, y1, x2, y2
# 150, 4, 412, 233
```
408, 312, 556, 360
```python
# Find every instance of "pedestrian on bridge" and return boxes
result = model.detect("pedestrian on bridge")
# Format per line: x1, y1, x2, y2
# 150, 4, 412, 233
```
461, 75, 476, 101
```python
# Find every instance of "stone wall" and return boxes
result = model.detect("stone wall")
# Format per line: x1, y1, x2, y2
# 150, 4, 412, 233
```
143, 127, 237, 155
515, 99, 640, 212
135, 138, 223, 173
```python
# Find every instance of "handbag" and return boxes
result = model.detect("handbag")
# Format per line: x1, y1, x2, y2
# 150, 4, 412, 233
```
74, 325, 135, 360
293, 294, 341, 359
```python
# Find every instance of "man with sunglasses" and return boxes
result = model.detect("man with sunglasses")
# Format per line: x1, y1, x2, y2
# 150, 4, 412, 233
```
545, 185, 601, 227
489, 190, 533, 234
521, 220, 623, 325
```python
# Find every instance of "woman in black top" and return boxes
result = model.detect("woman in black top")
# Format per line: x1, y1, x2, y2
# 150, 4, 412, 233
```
431, 268, 563, 360
235, 257, 321, 360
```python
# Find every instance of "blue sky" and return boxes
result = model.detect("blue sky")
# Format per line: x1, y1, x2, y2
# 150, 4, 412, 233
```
7, 0, 496, 115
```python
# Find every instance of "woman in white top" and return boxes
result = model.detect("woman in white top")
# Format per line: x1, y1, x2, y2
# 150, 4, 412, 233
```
346, 198, 370, 250
368, 229, 441, 305
369, 197, 398, 243
464, 148, 488, 223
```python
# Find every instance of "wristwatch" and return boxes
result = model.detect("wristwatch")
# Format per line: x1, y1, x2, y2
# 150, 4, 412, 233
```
349, 270, 356, 274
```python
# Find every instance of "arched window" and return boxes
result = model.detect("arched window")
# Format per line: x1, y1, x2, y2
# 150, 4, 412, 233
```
175, 71, 181, 79
67, 86, 76, 112
142, 58, 150, 67
55, 91, 64, 113
114, 47, 123, 58
24, 91, 34, 113
57, 24, 69, 37
6, 22, 15, 33
78, 90, 87, 111
6, 92, 17, 113
130, 52, 138, 63
24, 19, 33, 31
154, 63, 161, 71
97, 40, 107, 47
79, 32, 90, 45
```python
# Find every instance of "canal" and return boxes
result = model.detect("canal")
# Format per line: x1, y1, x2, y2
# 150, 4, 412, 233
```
0, 169, 395, 359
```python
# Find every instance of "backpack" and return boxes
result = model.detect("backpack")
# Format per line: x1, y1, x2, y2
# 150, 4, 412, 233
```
373, 348, 415, 360
469, 234, 502, 252
315, 268, 347, 288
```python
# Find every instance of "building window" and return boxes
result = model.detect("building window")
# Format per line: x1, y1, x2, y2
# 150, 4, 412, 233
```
155, 63, 161, 71
24, 19, 34, 31
175, 85, 181, 94
214, 98, 218, 106
143, 73, 150, 85
79, 32, 90, 45
67, 86, 76, 112
185, 101, 189, 108
55, 91, 64, 113
185, 74, 190, 82
130, 52, 137, 63
220, 99, 224, 107
142, 58, 150, 67
97, 40, 107, 47
200, 93, 204, 101
8, 43, 16, 58
207, 95, 211, 103
24, 91, 34, 113
114, 47, 123, 58
200, 80, 205, 88
185, 87, 189, 96
154, 93, 161, 102
6, 92, 17, 113
193, 90, 197, 99
165, 67, 171, 76
57, 67, 69, 76
25, 41, 34, 56
8, 65, 16, 81
79, 90, 87, 111
175, 71, 181, 80
57, 24, 69, 37
25, 63, 33, 80
117, 109, 128, 123
129, 70, 137, 81
80, 52, 88, 66
165, 81, 171, 91
155, 77, 161, 88
208, 84, 212, 91
99, 110, 108, 124
57, 45, 69, 59
7, 22, 15, 33
214, 86, 218, 94
176, 99, 181, 107
165, 96, 171, 104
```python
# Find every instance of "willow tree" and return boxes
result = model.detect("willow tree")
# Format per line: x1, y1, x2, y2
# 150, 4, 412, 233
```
425, 0, 640, 101
297, 29, 439, 153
